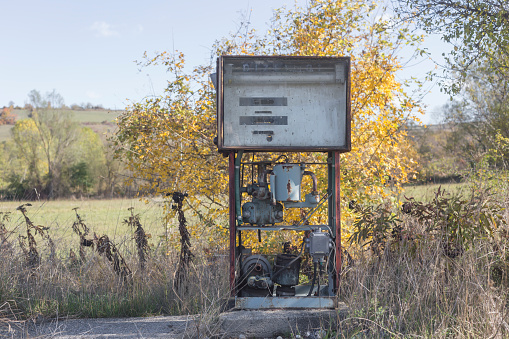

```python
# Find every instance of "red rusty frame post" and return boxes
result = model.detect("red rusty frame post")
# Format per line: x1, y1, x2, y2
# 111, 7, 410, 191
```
228, 152, 236, 297
334, 151, 342, 293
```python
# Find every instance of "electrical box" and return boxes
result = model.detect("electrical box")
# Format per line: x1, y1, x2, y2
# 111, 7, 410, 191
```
217, 55, 351, 152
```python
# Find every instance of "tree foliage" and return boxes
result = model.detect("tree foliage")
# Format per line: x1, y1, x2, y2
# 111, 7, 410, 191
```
395, 0, 509, 170
26, 89, 65, 110
114, 53, 225, 214
438, 62, 509, 169
5, 91, 108, 199
395, 0, 509, 92
114, 0, 423, 246
0, 107, 16, 125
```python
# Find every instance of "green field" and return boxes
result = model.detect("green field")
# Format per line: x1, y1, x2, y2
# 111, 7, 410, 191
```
0, 125, 13, 141
401, 182, 468, 201
0, 183, 469, 240
0, 198, 168, 245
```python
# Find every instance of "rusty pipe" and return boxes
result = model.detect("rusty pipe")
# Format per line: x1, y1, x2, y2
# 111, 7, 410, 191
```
303, 171, 318, 193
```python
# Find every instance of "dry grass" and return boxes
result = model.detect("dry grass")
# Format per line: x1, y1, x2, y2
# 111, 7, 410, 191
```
0, 240, 230, 319
337, 191, 509, 338
339, 240, 509, 337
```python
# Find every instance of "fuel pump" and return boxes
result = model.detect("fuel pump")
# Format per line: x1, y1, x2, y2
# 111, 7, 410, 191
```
214, 55, 351, 309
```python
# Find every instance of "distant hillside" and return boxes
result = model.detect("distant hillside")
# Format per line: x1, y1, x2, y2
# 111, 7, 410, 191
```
11, 109, 123, 123
0, 109, 124, 142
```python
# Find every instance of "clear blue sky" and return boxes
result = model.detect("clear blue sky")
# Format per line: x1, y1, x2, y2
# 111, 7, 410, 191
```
0, 0, 450, 123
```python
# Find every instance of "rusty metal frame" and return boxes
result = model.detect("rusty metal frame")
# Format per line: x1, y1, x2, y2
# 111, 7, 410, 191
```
228, 152, 236, 296
334, 151, 342, 293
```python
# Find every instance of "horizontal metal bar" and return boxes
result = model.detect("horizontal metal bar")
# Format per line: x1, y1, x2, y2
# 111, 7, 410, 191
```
240, 161, 331, 165
237, 225, 330, 231
235, 297, 336, 309
218, 145, 351, 152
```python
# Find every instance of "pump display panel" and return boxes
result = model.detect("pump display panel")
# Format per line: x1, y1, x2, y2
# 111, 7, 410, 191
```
217, 55, 351, 151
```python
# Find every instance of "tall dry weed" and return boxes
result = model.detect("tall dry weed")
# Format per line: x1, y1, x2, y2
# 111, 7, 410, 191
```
340, 186, 509, 338
171, 192, 193, 293
71, 207, 92, 263
123, 207, 150, 270
0, 212, 13, 253
16, 204, 54, 269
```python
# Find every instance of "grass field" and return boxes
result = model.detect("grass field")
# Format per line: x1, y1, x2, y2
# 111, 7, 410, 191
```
0, 125, 13, 141
401, 182, 468, 201
0, 178, 507, 337
0, 195, 230, 321
0, 198, 168, 247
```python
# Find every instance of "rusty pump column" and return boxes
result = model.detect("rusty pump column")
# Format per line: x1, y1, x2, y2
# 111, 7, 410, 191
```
228, 152, 236, 296
334, 151, 342, 293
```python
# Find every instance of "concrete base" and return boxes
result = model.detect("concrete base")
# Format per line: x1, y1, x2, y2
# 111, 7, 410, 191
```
7, 303, 349, 338
216, 305, 349, 338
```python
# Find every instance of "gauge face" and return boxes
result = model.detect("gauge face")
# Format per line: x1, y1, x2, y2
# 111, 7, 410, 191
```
217, 55, 351, 152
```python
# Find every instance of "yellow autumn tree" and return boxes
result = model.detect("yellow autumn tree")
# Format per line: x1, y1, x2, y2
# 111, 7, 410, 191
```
113, 0, 423, 249
255, 0, 422, 204
113, 54, 230, 249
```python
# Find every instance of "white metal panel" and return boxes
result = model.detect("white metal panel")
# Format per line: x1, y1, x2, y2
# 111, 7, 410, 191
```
219, 56, 350, 151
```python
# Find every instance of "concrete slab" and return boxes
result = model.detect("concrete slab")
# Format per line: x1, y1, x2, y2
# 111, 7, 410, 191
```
0, 303, 349, 339
0, 315, 196, 339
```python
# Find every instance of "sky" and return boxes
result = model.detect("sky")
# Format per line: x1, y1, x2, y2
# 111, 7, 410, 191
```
1, 0, 451, 123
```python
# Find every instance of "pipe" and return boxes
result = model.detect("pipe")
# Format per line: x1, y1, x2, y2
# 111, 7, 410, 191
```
235, 150, 243, 225
303, 171, 318, 193
334, 151, 342, 293
297, 192, 331, 226
258, 169, 273, 186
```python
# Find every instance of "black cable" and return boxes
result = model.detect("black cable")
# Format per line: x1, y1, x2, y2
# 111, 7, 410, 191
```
317, 262, 323, 297
307, 262, 317, 296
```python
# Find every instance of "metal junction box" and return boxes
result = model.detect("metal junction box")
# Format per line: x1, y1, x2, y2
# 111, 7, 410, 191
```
217, 55, 351, 152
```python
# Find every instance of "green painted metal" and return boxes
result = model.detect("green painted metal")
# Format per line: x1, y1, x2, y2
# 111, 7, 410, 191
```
234, 150, 243, 225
